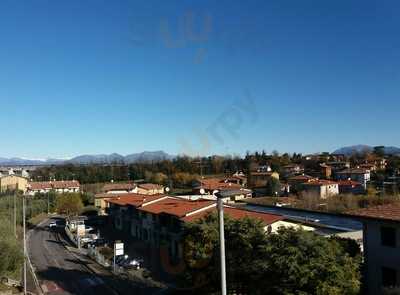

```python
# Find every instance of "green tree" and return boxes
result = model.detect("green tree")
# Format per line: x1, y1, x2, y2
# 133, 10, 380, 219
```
55, 193, 83, 217
181, 216, 361, 295
80, 192, 94, 206
257, 227, 361, 295
265, 177, 281, 196
181, 214, 267, 293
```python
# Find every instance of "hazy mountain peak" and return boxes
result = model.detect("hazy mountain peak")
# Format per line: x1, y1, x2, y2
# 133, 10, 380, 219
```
0, 151, 174, 165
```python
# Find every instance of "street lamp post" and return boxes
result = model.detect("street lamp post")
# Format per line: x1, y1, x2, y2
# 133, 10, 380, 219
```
14, 192, 17, 238
22, 195, 27, 295
214, 191, 227, 295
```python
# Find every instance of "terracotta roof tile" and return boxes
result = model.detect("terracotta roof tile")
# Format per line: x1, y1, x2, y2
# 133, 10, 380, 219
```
288, 175, 315, 181
138, 197, 215, 218
105, 193, 166, 207
195, 178, 242, 191
348, 203, 400, 222
29, 180, 80, 190
103, 182, 136, 192
181, 207, 283, 225
138, 183, 164, 190
337, 180, 362, 186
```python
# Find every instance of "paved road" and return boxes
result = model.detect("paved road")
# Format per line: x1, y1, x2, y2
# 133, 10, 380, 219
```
28, 217, 117, 295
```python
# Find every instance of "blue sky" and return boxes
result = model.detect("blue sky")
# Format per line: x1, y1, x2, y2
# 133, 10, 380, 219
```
1, 0, 399, 158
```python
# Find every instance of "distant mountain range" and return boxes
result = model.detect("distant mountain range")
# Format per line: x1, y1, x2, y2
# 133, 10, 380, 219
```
0, 151, 174, 166
1, 145, 399, 166
333, 145, 400, 156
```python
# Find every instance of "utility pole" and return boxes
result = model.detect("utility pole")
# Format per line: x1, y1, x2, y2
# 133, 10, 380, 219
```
23, 195, 27, 295
47, 192, 50, 215
14, 192, 17, 238
216, 192, 227, 295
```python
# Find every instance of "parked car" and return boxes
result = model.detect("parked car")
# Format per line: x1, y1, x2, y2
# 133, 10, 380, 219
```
116, 255, 143, 270
49, 222, 57, 229
124, 258, 143, 270
80, 236, 94, 248
88, 238, 108, 248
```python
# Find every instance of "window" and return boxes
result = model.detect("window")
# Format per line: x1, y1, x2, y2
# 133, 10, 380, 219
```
381, 226, 397, 247
382, 267, 397, 287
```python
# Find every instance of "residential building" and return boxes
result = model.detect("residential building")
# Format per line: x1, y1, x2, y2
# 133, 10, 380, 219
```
192, 178, 251, 202
177, 189, 252, 204
231, 171, 247, 186
27, 180, 80, 195
248, 171, 280, 189
106, 196, 315, 262
336, 168, 371, 189
0, 175, 29, 193
326, 161, 350, 172
349, 204, 400, 294
282, 164, 304, 177
136, 183, 165, 195
287, 174, 316, 186
337, 179, 365, 194
182, 206, 316, 234
193, 178, 243, 195
302, 180, 339, 198
107, 196, 215, 259
95, 192, 165, 214
359, 163, 377, 172
102, 182, 137, 194
319, 163, 332, 179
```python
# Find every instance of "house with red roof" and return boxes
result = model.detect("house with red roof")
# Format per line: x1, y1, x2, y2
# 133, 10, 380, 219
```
336, 168, 371, 189
193, 177, 243, 193
106, 194, 317, 262
337, 179, 365, 194
348, 204, 400, 294
102, 182, 137, 194
94, 192, 166, 214
192, 177, 252, 203
107, 196, 216, 259
107, 195, 311, 260
27, 180, 80, 195
302, 180, 339, 198
136, 183, 165, 195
